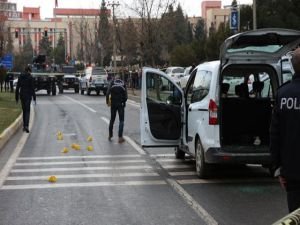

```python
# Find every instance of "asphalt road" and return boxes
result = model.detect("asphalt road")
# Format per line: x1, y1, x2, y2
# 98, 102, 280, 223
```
0, 90, 288, 225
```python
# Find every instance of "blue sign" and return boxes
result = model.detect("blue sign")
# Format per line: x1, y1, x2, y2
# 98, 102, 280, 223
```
230, 10, 239, 30
1, 54, 13, 70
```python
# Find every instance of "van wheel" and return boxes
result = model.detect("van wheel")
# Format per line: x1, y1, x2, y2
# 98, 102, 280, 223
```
87, 89, 91, 95
175, 147, 185, 159
195, 138, 208, 178
81, 90, 84, 95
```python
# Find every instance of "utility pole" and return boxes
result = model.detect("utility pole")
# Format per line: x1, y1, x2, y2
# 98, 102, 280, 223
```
107, 1, 119, 74
253, 0, 257, 30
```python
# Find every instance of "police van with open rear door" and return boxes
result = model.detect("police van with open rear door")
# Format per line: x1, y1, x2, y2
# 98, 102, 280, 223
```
140, 28, 300, 178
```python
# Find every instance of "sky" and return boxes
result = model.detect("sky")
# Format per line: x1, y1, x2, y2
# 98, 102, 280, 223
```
12, 0, 253, 19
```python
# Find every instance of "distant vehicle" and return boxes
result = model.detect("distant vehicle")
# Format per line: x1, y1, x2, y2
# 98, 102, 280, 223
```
79, 67, 108, 95
58, 66, 79, 93
179, 66, 193, 89
165, 67, 185, 83
140, 28, 300, 178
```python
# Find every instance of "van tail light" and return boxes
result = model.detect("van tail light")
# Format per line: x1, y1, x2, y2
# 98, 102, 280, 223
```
209, 99, 218, 125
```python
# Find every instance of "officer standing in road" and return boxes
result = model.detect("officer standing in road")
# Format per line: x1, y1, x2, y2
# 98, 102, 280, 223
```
270, 48, 300, 212
106, 74, 127, 143
15, 66, 36, 133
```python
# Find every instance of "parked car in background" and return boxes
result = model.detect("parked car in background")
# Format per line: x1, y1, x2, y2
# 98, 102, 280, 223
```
79, 67, 108, 95
58, 66, 79, 93
165, 67, 185, 84
178, 66, 193, 89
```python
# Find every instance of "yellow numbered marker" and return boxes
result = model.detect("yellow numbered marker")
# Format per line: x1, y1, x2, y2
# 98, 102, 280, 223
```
57, 131, 63, 140
61, 147, 69, 154
87, 146, 94, 151
48, 176, 57, 183
87, 136, 93, 142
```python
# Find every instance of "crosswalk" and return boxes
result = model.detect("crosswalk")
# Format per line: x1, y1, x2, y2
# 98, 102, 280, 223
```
1, 153, 275, 190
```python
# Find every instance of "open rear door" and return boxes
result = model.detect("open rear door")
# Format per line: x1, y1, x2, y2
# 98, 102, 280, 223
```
140, 67, 184, 147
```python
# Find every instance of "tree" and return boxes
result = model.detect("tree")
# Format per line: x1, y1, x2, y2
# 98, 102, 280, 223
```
53, 33, 66, 65
194, 18, 206, 40
5, 30, 13, 54
126, 0, 176, 66
118, 17, 138, 66
170, 44, 196, 66
97, 0, 112, 66
39, 36, 52, 58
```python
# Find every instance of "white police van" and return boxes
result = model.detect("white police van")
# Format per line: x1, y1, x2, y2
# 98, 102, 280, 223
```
140, 28, 300, 178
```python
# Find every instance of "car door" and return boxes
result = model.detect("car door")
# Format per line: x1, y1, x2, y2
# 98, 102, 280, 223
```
140, 67, 185, 147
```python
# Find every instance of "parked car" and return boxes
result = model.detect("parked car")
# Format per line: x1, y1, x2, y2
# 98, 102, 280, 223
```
140, 28, 300, 178
178, 66, 193, 89
79, 67, 108, 95
165, 67, 185, 84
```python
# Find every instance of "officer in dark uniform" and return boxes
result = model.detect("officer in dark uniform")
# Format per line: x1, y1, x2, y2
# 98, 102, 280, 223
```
15, 66, 36, 133
270, 48, 300, 212
106, 74, 127, 143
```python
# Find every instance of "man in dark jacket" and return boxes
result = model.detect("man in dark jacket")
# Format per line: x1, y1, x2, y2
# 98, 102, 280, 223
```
15, 66, 36, 133
270, 48, 300, 212
106, 75, 127, 143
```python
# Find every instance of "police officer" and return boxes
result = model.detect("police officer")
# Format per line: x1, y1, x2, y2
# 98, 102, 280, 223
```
106, 74, 127, 143
15, 66, 36, 133
270, 48, 300, 212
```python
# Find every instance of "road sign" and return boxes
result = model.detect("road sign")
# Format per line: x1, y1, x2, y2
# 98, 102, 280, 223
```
230, 10, 239, 30
1, 54, 13, 70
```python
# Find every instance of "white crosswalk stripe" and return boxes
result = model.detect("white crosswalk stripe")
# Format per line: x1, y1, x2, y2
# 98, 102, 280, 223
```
1, 154, 164, 190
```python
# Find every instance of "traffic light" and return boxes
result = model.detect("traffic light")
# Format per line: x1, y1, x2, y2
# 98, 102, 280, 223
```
15, 29, 18, 38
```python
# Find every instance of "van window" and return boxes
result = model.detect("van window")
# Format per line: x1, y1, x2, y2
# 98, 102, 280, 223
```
146, 72, 182, 105
191, 70, 212, 103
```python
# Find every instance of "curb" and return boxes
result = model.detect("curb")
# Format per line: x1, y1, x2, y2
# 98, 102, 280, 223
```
0, 113, 23, 150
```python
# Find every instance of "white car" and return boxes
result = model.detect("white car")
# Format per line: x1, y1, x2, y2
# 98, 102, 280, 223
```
140, 28, 300, 178
165, 67, 185, 84
79, 67, 108, 95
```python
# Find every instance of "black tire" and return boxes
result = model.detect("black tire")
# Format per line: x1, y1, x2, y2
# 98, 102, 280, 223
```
195, 138, 209, 178
47, 89, 51, 95
87, 89, 91, 95
96, 91, 100, 96
52, 85, 56, 96
81, 89, 84, 95
175, 147, 185, 159
103, 90, 107, 96
75, 87, 79, 93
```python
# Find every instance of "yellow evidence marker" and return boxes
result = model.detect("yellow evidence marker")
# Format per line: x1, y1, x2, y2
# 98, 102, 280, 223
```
56, 131, 63, 140
87, 145, 94, 151
48, 176, 57, 183
87, 136, 93, 142
61, 147, 69, 153
71, 143, 81, 150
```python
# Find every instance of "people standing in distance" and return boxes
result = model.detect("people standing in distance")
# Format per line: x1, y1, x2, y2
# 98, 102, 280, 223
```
106, 74, 127, 143
15, 66, 36, 133
270, 48, 300, 212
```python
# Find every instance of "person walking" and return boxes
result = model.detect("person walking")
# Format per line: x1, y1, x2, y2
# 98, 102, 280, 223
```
106, 74, 127, 143
15, 66, 36, 133
270, 48, 300, 213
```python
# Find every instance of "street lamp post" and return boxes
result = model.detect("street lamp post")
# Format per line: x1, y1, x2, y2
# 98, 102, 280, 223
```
253, 0, 257, 30
108, 1, 119, 74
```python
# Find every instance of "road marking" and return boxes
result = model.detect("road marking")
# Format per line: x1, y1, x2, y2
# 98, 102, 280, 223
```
167, 178, 218, 225
15, 159, 146, 166
101, 117, 110, 124
7, 172, 159, 181
1, 180, 167, 190
63, 95, 97, 113
156, 158, 189, 162
127, 100, 140, 108
101, 117, 146, 155
160, 164, 193, 169
124, 136, 146, 155
0, 106, 34, 188
17, 154, 141, 161
150, 154, 175, 157
177, 178, 276, 185
169, 171, 197, 176
11, 165, 153, 173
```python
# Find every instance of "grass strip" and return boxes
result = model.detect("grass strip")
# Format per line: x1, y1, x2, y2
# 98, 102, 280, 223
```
0, 92, 22, 134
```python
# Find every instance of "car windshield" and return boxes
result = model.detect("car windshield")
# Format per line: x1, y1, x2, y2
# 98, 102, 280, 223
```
173, 68, 184, 73
92, 68, 106, 75
63, 66, 76, 74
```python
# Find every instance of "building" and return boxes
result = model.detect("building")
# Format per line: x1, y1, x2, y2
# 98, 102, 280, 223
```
6, 3, 111, 62
201, 0, 230, 36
